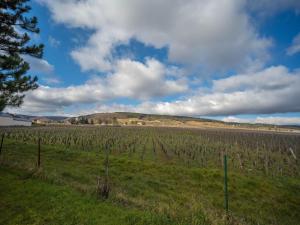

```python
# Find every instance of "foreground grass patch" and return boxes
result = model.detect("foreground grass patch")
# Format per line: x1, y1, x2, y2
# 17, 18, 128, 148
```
0, 167, 205, 225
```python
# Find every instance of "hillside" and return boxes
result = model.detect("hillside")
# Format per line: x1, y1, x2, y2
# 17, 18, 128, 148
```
64, 112, 213, 126
65, 112, 300, 132
3, 111, 299, 132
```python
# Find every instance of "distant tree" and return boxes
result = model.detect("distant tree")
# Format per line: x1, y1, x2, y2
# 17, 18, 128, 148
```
78, 117, 88, 124
131, 120, 137, 125
0, 0, 44, 111
69, 118, 77, 124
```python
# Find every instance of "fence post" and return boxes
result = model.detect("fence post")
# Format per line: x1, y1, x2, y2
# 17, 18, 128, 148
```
103, 141, 110, 197
104, 146, 109, 184
0, 133, 4, 155
37, 137, 41, 168
224, 154, 229, 213
97, 140, 110, 199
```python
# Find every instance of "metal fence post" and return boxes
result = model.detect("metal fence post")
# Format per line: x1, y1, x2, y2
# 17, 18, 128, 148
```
0, 133, 4, 155
224, 154, 229, 213
38, 137, 41, 168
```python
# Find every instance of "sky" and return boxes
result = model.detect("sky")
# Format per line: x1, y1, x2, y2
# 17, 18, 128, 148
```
6, 0, 300, 125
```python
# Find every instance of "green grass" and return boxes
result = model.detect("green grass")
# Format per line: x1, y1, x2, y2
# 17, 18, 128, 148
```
0, 167, 182, 225
0, 138, 299, 225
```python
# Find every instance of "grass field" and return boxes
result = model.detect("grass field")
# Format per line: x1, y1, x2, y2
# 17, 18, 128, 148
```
0, 126, 299, 225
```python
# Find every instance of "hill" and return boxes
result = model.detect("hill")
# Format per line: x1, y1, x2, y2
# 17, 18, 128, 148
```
2, 111, 300, 132
66, 112, 300, 132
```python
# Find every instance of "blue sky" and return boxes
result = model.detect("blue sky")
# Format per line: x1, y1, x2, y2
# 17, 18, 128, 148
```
6, 0, 300, 125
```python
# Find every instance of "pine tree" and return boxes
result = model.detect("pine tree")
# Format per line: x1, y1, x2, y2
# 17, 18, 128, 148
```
0, 0, 44, 111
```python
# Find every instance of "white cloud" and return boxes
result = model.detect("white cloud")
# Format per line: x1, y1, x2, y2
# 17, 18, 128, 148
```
7, 58, 186, 114
8, 82, 110, 114
254, 117, 300, 125
287, 33, 300, 56
11, 65, 300, 117
23, 55, 54, 74
222, 116, 300, 125
22, 55, 60, 85
76, 103, 137, 116
48, 36, 61, 47
71, 31, 130, 72
140, 66, 300, 116
39, 0, 272, 72
222, 116, 252, 123
42, 77, 61, 85
107, 58, 187, 99
212, 66, 297, 92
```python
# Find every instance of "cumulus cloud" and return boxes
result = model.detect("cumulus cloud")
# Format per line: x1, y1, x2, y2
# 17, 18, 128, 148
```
10, 65, 300, 117
287, 33, 300, 56
254, 117, 300, 125
140, 66, 300, 116
107, 59, 187, 99
7, 58, 187, 114
23, 55, 54, 74
222, 116, 300, 125
212, 66, 297, 92
222, 116, 252, 124
95, 66, 300, 117
22, 55, 60, 85
39, 0, 271, 72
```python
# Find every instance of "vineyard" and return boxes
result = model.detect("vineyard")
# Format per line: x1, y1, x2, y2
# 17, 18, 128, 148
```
0, 126, 300, 225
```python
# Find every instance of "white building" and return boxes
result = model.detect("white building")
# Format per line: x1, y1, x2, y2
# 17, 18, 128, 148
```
0, 114, 32, 126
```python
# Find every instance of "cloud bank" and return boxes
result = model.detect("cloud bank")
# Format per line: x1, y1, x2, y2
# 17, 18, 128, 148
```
39, 0, 272, 72
222, 116, 300, 125
9, 58, 186, 113
10, 66, 300, 117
